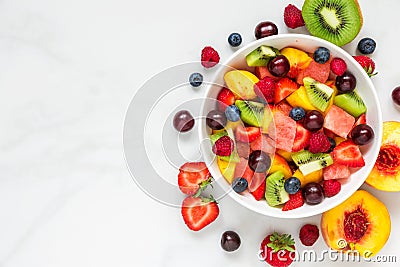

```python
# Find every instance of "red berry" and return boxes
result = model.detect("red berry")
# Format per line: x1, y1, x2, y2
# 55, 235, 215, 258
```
353, 55, 377, 77
201, 46, 220, 68
212, 136, 234, 156
330, 58, 347, 76
254, 77, 276, 103
323, 179, 341, 197
282, 191, 304, 211
308, 132, 331, 153
299, 224, 319, 246
284, 4, 305, 29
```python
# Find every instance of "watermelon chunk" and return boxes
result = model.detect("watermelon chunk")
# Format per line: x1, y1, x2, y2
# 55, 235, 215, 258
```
250, 134, 275, 154
297, 60, 331, 85
324, 105, 355, 138
271, 111, 296, 152
323, 162, 351, 180
234, 157, 254, 184
236, 141, 250, 158
249, 172, 267, 193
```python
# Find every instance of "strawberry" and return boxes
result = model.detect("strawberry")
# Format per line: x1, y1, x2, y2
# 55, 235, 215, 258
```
234, 157, 255, 184
235, 125, 261, 143
284, 4, 305, 29
217, 87, 235, 111
330, 57, 347, 76
282, 191, 304, 211
178, 162, 212, 195
181, 196, 219, 231
299, 224, 319, 246
353, 55, 377, 77
249, 174, 266, 200
201, 46, 220, 68
260, 232, 296, 267
255, 77, 276, 103
274, 78, 298, 103
332, 140, 365, 167
292, 123, 311, 152
323, 179, 341, 197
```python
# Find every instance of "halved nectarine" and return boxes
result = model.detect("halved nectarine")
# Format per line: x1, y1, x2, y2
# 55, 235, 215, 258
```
366, 121, 400, 191
321, 190, 390, 258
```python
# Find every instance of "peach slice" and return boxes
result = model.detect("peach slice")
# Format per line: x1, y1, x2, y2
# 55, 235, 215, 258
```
280, 47, 312, 79
366, 121, 400, 191
321, 190, 391, 258
268, 154, 292, 179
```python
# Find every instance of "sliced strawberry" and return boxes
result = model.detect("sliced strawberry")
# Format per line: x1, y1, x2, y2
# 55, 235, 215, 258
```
181, 196, 219, 231
292, 123, 311, 152
217, 87, 235, 111
235, 125, 261, 143
282, 191, 304, 211
249, 173, 266, 200
332, 140, 365, 167
271, 101, 292, 116
178, 162, 211, 195
274, 77, 299, 103
234, 157, 254, 184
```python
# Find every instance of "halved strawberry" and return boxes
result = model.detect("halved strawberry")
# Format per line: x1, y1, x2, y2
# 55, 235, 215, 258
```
274, 77, 299, 103
249, 173, 266, 200
181, 196, 219, 231
332, 140, 365, 167
354, 113, 367, 127
217, 87, 235, 111
235, 125, 261, 143
178, 162, 211, 195
282, 191, 304, 211
292, 123, 311, 152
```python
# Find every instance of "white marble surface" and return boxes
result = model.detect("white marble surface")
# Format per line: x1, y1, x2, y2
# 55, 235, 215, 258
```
1, 0, 399, 266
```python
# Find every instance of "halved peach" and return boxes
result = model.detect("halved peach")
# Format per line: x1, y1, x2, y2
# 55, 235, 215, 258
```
268, 154, 292, 178
366, 121, 400, 191
321, 190, 391, 258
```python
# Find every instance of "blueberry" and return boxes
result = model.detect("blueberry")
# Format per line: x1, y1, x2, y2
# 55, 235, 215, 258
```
313, 47, 330, 64
357, 38, 376, 54
289, 107, 306, 121
232, 177, 248, 193
225, 105, 241, 122
327, 137, 336, 153
228, 33, 242, 47
189, 72, 203, 87
284, 177, 301, 194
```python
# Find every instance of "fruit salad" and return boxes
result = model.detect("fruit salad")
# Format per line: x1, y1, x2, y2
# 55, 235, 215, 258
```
206, 44, 375, 211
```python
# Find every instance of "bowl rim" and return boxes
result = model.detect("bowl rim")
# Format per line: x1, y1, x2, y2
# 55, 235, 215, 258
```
199, 33, 383, 218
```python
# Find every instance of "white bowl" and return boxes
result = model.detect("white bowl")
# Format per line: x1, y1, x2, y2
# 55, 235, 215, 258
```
199, 34, 382, 218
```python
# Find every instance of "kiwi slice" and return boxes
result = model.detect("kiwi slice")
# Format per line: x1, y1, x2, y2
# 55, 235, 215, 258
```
235, 100, 265, 127
302, 0, 363, 47
333, 90, 366, 117
303, 77, 334, 112
246, 45, 280, 67
291, 150, 333, 176
265, 171, 289, 207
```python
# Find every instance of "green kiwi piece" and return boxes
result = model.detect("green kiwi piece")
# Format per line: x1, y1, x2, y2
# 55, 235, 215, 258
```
265, 171, 289, 207
303, 77, 334, 112
291, 150, 333, 176
235, 100, 265, 127
210, 129, 240, 163
302, 0, 363, 46
333, 90, 366, 117
246, 45, 280, 67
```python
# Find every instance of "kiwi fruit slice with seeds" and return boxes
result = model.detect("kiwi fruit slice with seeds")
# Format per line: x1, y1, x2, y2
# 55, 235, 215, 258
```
302, 0, 363, 46
246, 45, 280, 67
333, 90, 366, 117
235, 100, 265, 127
303, 77, 334, 112
291, 150, 333, 176
265, 171, 289, 207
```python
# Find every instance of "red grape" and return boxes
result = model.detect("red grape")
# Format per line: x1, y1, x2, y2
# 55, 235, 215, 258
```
268, 55, 290, 77
173, 110, 194, 132
351, 124, 374, 145
254, 21, 278, 39
392, 86, 400, 106
303, 110, 324, 132
335, 72, 356, 93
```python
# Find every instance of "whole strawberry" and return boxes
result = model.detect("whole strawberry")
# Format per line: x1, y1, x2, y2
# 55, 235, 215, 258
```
201, 46, 220, 68
353, 55, 377, 77
284, 4, 305, 29
323, 179, 341, 197
299, 224, 319, 246
260, 232, 295, 267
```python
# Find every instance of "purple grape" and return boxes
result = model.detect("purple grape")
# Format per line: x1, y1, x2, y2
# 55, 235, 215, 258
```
173, 110, 194, 132
248, 150, 271, 173
206, 110, 227, 130
351, 124, 374, 145
303, 110, 324, 132
268, 55, 290, 77
254, 21, 278, 39
302, 182, 324, 205
392, 86, 400, 106
221, 231, 241, 252
335, 72, 356, 93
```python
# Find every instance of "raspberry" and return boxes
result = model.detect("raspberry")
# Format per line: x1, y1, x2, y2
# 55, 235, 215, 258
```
201, 46, 220, 68
299, 224, 319, 246
284, 4, 305, 29
323, 179, 341, 197
212, 136, 234, 156
254, 77, 276, 103
330, 58, 347, 76
309, 132, 331, 153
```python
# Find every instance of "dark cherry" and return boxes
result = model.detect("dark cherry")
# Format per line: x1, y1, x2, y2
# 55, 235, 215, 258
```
335, 72, 357, 93
248, 150, 271, 173
173, 110, 194, 132
392, 86, 400, 106
254, 21, 278, 39
351, 124, 374, 145
267, 55, 290, 77
303, 110, 324, 132
221, 231, 241, 252
206, 110, 227, 130
302, 182, 324, 205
